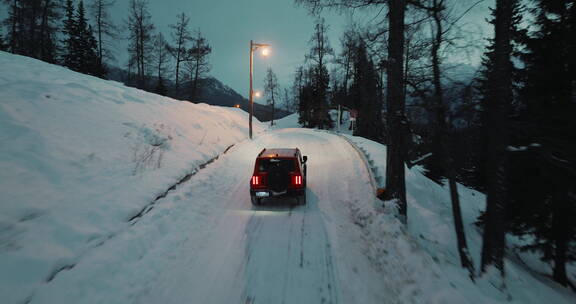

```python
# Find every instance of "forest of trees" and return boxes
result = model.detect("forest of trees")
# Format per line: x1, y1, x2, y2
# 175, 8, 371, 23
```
294, 0, 575, 288
0, 0, 212, 101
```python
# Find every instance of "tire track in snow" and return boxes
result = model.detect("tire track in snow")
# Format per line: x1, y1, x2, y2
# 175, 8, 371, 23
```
39, 143, 239, 293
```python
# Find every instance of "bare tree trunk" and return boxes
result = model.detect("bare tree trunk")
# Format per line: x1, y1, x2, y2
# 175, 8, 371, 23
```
271, 88, 276, 126
481, 0, 515, 277
551, 181, 571, 287
175, 42, 181, 93
192, 60, 200, 100
428, 0, 475, 278
384, 0, 408, 222
28, 1, 39, 57
39, 0, 49, 60
9, 0, 18, 53
97, 2, 103, 66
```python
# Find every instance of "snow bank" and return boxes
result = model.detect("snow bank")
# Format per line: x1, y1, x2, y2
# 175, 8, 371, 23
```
0, 51, 264, 303
271, 113, 299, 129
273, 110, 353, 135
343, 135, 576, 304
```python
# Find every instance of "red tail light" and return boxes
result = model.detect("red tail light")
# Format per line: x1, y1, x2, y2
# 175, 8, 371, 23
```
293, 174, 302, 187
251, 175, 260, 186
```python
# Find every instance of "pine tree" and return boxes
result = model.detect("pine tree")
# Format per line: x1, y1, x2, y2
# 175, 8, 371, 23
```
480, 0, 516, 277
292, 66, 306, 123
2, 0, 61, 62
282, 88, 294, 112
61, 0, 102, 77
2, 0, 23, 54
305, 18, 333, 129
0, 31, 6, 51
36, 0, 61, 63
511, 0, 576, 287
62, 0, 79, 70
298, 68, 316, 128
84, 24, 103, 77
74, 1, 101, 76
350, 38, 382, 141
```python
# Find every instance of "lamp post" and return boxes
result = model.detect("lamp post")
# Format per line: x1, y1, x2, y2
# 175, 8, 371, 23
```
249, 40, 270, 139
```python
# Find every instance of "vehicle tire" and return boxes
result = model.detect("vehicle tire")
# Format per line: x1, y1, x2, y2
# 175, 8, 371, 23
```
251, 196, 261, 206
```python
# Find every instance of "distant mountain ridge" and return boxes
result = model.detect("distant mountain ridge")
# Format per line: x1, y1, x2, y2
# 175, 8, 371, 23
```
107, 66, 290, 122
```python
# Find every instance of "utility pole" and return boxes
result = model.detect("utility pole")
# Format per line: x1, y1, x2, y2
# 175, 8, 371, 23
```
248, 40, 270, 139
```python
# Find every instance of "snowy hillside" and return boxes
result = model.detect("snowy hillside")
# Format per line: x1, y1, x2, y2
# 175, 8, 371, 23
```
0, 51, 265, 303
344, 135, 576, 304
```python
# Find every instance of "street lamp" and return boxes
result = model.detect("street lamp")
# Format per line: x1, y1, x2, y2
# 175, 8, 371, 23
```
249, 40, 270, 139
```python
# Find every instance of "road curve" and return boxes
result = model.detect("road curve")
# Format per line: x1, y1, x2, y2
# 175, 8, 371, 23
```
30, 129, 383, 304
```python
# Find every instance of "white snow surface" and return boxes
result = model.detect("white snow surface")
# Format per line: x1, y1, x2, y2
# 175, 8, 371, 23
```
343, 135, 576, 304
0, 51, 265, 303
1, 51, 574, 304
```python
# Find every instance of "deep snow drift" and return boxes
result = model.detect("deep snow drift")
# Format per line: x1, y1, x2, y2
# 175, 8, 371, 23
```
0, 51, 264, 303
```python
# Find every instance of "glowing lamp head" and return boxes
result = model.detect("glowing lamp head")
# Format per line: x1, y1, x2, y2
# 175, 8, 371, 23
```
234, 104, 240, 108
261, 48, 270, 57
254, 91, 262, 98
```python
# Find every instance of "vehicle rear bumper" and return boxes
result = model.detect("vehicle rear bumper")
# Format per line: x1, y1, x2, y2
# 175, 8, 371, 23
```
250, 188, 305, 198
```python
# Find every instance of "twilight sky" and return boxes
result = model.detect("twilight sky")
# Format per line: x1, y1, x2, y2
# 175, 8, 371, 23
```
109, 0, 351, 99
0, 0, 494, 100
106, 0, 494, 100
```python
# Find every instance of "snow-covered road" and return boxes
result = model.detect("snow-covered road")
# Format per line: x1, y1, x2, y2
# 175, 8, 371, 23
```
30, 128, 388, 304
138, 129, 349, 304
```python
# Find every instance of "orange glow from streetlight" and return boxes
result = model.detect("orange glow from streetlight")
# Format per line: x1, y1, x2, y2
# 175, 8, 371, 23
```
234, 104, 240, 108
254, 91, 262, 98
261, 48, 270, 57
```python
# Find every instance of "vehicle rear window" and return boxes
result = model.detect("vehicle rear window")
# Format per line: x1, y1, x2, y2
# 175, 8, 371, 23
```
258, 158, 295, 172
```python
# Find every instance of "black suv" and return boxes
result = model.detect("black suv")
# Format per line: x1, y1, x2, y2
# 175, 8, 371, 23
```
249, 148, 307, 205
